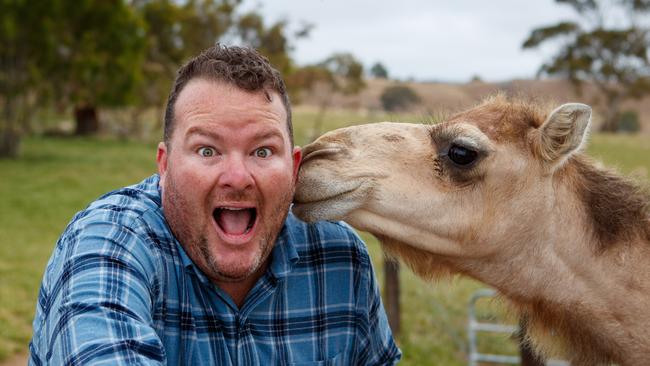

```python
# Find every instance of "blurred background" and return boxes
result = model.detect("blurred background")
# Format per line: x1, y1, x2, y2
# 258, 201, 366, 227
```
1, 0, 649, 364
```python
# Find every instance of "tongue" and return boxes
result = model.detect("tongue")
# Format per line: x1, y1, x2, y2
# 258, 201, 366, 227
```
217, 209, 252, 235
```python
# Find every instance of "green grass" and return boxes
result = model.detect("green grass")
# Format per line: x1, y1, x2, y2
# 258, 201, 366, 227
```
0, 110, 648, 363
0, 137, 157, 360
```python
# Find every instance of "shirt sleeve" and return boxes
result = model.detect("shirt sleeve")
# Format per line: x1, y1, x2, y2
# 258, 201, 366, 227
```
350, 234, 402, 365
30, 219, 166, 365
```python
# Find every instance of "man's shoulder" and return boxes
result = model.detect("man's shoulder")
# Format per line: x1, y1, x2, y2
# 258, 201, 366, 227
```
71, 175, 164, 231
44, 175, 173, 287
56, 174, 172, 261
284, 212, 370, 265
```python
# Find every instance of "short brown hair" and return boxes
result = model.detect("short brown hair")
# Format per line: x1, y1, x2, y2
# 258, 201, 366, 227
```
163, 44, 293, 144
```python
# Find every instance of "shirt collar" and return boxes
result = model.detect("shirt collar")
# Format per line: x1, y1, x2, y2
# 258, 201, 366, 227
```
267, 213, 300, 280
175, 237, 215, 285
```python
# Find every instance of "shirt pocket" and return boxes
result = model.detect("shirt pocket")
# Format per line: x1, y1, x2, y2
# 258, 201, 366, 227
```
289, 352, 343, 366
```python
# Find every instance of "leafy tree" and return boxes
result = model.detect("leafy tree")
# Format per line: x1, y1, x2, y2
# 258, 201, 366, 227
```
132, 2, 299, 136
618, 109, 641, 132
523, 0, 650, 131
287, 53, 365, 141
40, 0, 147, 135
321, 53, 366, 95
236, 12, 294, 76
1, 0, 301, 155
235, 10, 313, 77
0, 1, 53, 157
380, 85, 421, 112
131, 0, 240, 136
370, 62, 389, 79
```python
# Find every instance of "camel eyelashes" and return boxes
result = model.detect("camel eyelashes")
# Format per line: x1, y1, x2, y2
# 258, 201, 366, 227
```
446, 144, 479, 166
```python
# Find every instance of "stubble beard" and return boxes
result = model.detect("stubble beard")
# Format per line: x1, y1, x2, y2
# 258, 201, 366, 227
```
162, 171, 294, 283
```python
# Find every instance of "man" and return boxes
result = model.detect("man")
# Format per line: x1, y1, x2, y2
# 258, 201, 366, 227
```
29, 44, 400, 365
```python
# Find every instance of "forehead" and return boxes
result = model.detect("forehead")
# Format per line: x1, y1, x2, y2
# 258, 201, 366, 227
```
445, 100, 545, 143
174, 78, 288, 136
176, 78, 285, 116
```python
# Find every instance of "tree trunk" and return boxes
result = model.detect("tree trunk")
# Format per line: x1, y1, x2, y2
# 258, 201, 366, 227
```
129, 106, 147, 140
1, 97, 21, 158
518, 317, 545, 366
384, 256, 401, 338
309, 101, 330, 143
74, 105, 99, 135
0, 127, 20, 158
599, 93, 622, 132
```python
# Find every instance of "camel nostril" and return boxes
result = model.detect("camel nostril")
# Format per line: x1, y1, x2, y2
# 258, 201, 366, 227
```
301, 146, 343, 164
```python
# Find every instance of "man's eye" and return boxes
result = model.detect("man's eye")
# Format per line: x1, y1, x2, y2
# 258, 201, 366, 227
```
254, 147, 272, 158
198, 147, 216, 157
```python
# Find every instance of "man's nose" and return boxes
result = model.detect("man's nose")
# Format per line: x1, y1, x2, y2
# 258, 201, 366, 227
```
217, 154, 254, 190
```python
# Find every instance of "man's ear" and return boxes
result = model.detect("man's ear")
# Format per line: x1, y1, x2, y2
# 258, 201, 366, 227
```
157, 142, 168, 186
292, 146, 302, 183
534, 103, 591, 170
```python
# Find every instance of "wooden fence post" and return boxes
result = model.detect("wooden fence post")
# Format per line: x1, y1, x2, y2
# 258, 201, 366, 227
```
384, 256, 401, 338
518, 317, 545, 366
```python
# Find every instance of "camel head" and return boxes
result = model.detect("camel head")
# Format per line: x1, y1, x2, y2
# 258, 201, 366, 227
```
293, 97, 592, 260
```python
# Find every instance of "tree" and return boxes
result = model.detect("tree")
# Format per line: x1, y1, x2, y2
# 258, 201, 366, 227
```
1, 0, 301, 155
0, 1, 54, 157
380, 85, 421, 111
287, 53, 365, 141
124, 1, 299, 138
235, 12, 295, 76
370, 62, 389, 79
523, 0, 650, 131
38, 0, 148, 135
131, 0, 240, 136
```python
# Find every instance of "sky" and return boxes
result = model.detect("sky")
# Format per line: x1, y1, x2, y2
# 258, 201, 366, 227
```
242, 0, 578, 82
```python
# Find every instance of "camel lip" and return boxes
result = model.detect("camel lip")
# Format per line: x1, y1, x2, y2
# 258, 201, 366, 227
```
293, 184, 361, 205
292, 182, 371, 223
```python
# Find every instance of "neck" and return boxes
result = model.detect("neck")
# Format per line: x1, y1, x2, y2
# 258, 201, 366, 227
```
464, 155, 649, 303
455, 160, 650, 362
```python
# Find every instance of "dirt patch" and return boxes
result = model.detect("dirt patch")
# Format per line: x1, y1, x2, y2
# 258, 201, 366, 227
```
0, 353, 28, 366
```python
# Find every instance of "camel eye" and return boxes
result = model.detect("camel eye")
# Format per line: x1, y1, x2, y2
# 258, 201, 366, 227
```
448, 144, 478, 166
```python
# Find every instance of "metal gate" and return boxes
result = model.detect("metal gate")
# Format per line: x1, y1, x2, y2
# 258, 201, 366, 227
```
467, 289, 568, 366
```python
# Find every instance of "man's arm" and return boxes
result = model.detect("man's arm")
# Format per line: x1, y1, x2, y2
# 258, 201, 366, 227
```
30, 220, 165, 365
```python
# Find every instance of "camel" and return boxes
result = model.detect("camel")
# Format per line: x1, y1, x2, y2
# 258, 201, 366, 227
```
292, 96, 650, 366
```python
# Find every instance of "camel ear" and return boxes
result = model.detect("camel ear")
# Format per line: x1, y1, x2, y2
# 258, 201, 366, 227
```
536, 103, 591, 167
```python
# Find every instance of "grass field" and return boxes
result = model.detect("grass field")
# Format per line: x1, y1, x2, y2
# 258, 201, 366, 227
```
0, 108, 648, 363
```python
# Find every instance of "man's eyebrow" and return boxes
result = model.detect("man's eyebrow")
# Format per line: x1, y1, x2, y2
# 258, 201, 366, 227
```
185, 126, 223, 141
251, 129, 284, 141
184, 126, 285, 142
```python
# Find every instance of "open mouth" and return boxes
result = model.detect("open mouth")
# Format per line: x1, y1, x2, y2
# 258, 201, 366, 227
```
213, 207, 258, 236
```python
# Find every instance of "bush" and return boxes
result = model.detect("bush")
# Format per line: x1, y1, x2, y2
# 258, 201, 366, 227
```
380, 85, 421, 112
618, 110, 641, 133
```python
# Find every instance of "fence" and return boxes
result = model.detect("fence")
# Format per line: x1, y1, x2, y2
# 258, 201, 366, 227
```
467, 288, 569, 366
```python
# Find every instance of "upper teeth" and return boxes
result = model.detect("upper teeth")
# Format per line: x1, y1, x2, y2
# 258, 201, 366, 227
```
222, 207, 246, 211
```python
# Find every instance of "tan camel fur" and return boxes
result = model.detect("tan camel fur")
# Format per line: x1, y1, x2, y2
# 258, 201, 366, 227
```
292, 96, 650, 366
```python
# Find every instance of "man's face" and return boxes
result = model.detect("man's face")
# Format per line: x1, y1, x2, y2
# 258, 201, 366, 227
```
157, 78, 301, 284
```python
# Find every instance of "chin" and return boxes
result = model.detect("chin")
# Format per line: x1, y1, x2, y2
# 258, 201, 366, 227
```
206, 233, 272, 279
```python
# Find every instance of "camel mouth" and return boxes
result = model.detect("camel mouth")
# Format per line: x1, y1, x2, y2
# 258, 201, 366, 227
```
293, 185, 361, 205
292, 183, 368, 222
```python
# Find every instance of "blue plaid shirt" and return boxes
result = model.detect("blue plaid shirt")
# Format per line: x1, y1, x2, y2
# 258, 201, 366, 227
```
29, 174, 400, 365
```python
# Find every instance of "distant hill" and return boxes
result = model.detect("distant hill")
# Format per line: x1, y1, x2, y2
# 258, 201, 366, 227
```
299, 78, 650, 134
